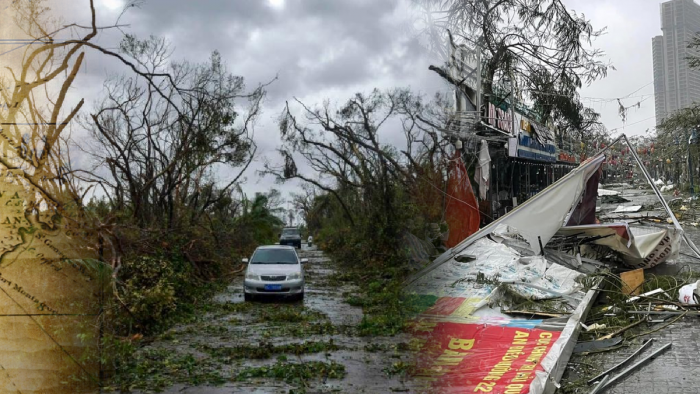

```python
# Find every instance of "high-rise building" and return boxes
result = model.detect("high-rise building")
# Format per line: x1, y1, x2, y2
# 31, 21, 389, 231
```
653, 0, 700, 125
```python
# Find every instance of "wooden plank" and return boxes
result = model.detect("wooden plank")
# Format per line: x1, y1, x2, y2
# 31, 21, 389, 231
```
621, 268, 644, 295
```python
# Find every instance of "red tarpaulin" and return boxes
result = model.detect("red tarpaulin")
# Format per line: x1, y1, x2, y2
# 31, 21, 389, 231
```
445, 152, 480, 248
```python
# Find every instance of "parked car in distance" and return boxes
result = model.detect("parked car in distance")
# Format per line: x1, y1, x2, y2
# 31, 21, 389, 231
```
279, 227, 302, 248
243, 245, 307, 301
307, 235, 313, 247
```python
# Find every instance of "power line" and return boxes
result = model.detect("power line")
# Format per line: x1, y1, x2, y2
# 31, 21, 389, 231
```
609, 115, 657, 134
457, 69, 655, 103
621, 81, 654, 99
521, 83, 654, 103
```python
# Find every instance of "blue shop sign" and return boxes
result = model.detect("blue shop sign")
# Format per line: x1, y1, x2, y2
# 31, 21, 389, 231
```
517, 133, 557, 162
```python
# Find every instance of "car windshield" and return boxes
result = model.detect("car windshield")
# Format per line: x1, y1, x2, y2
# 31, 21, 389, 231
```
250, 249, 298, 264
282, 228, 299, 236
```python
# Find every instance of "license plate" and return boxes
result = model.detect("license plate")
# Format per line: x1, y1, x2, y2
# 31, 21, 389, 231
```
264, 284, 282, 291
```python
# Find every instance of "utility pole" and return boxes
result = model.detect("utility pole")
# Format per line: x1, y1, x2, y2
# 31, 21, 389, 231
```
689, 129, 698, 197
476, 37, 482, 125
510, 74, 516, 136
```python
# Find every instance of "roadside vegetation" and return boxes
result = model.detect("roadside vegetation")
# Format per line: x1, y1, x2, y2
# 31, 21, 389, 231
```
0, 1, 294, 390
70, 33, 289, 380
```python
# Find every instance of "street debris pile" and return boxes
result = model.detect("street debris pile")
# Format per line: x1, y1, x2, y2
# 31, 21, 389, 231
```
559, 264, 700, 393
404, 135, 700, 394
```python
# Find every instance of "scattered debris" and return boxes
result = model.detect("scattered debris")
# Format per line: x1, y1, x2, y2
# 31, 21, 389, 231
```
586, 339, 654, 385
583, 323, 607, 332
657, 304, 679, 311
573, 337, 622, 354
613, 205, 642, 213
598, 319, 645, 340
589, 374, 611, 394
406, 135, 700, 393
678, 279, 700, 304
660, 184, 675, 192
592, 342, 672, 392
627, 310, 700, 316
600, 305, 622, 314
454, 254, 476, 263
620, 268, 644, 295
598, 188, 621, 196
626, 288, 671, 303
601, 194, 630, 204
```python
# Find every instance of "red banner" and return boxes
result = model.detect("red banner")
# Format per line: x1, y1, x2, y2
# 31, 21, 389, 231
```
410, 321, 561, 394
445, 153, 480, 247
566, 164, 602, 226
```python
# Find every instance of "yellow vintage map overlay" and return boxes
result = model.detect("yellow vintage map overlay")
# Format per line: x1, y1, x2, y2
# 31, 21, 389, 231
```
0, 0, 105, 392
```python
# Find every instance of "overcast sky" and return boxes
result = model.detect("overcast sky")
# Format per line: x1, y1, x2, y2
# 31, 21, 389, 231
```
53, 0, 670, 201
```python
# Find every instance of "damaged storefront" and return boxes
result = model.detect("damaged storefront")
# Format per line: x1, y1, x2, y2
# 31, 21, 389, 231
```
472, 100, 580, 223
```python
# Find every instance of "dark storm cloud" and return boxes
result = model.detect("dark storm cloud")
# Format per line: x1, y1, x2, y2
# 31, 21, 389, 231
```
55, 0, 448, 197
108, 0, 430, 105
57, 0, 440, 111
289, 0, 399, 52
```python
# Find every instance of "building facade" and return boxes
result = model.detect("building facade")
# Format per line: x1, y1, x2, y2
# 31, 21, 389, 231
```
653, 0, 700, 125
446, 39, 583, 223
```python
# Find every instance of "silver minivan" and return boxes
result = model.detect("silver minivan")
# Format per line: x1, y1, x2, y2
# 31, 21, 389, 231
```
243, 245, 306, 301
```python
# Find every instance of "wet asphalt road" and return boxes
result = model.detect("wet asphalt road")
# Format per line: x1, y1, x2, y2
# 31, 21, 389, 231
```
115, 244, 416, 393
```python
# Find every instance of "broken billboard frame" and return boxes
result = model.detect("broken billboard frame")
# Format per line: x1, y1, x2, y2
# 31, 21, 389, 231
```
403, 134, 700, 394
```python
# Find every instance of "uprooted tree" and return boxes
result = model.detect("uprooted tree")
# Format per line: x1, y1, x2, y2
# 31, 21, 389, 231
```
414, 0, 610, 143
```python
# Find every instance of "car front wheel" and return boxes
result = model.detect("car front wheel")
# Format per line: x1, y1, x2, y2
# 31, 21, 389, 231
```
244, 293, 252, 302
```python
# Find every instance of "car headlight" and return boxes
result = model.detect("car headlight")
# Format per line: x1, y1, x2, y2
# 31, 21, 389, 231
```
288, 272, 301, 280
245, 273, 259, 280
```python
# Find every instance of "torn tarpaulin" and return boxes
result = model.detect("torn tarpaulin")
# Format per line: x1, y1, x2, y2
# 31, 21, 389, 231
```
567, 163, 602, 226
556, 223, 680, 269
492, 155, 605, 255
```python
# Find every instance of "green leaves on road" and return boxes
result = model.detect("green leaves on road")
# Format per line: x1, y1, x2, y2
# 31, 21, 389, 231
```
235, 360, 346, 384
